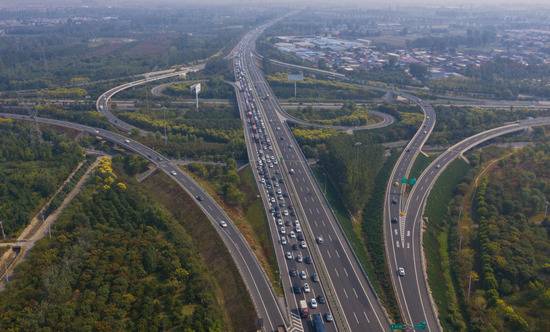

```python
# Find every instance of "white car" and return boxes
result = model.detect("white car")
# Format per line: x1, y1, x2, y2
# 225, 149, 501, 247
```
300, 241, 307, 249
281, 236, 287, 245
285, 251, 293, 260
299, 271, 307, 280
219, 220, 228, 228
171, 171, 177, 176
303, 283, 311, 293
124, 139, 130, 143
280, 227, 286, 234
277, 218, 283, 226
398, 267, 406, 276
310, 298, 318, 309
289, 231, 296, 238
295, 225, 302, 233
283, 210, 289, 216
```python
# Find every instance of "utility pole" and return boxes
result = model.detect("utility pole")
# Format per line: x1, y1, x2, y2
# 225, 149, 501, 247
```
163, 107, 168, 145
0, 220, 6, 240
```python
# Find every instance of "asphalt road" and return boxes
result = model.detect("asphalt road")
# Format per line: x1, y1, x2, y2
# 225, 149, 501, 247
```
233, 17, 390, 332
400, 116, 550, 331
0, 113, 288, 332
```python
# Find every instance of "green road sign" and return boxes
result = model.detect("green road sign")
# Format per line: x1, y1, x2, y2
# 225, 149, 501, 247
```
390, 323, 405, 330
401, 176, 408, 184
414, 321, 427, 330
409, 178, 417, 186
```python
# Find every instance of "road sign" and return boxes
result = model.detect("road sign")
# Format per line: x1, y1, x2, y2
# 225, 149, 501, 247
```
414, 321, 427, 330
409, 177, 417, 186
401, 176, 408, 184
390, 323, 405, 330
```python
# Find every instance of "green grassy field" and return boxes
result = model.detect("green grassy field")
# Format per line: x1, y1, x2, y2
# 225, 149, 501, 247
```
141, 171, 257, 332
409, 153, 437, 181
424, 159, 470, 331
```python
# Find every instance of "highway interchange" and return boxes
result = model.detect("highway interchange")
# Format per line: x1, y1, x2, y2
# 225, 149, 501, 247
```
2, 15, 550, 332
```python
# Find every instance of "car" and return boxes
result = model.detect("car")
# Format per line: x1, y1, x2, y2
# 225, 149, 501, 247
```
299, 271, 307, 280
317, 294, 326, 304
285, 220, 291, 226
296, 254, 303, 263
324, 313, 334, 322
297, 233, 305, 242
398, 267, 406, 276
423, 130, 427, 134
124, 139, 131, 143
310, 298, 318, 309
280, 227, 286, 234
295, 225, 302, 233
289, 231, 296, 238
303, 283, 311, 293
293, 285, 301, 294
289, 168, 295, 175
391, 217, 398, 223
285, 251, 293, 260
283, 210, 289, 216
392, 197, 398, 204
405, 148, 410, 152
436, 164, 441, 169
195, 195, 203, 201
292, 243, 298, 251
219, 220, 228, 228
94, 129, 100, 134
281, 236, 287, 245
277, 218, 283, 226
304, 256, 312, 264
171, 171, 177, 176
312, 272, 319, 283
316, 236, 324, 244
289, 269, 298, 277
300, 241, 307, 249
393, 181, 399, 186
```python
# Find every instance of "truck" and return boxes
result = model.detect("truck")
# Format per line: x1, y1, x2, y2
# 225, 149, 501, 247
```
311, 313, 325, 332
299, 300, 309, 318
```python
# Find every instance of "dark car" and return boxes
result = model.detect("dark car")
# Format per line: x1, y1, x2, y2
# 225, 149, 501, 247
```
292, 244, 299, 251
297, 233, 305, 241
317, 294, 326, 304
293, 285, 302, 294
304, 256, 312, 264
391, 217, 398, 223
195, 195, 203, 201
289, 269, 298, 277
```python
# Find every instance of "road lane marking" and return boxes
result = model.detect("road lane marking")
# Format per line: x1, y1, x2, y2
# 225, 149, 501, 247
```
328, 234, 333, 242
335, 249, 340, 258
363, 311, 370, 323
353, 287, 358, 298
343, 267, 349, 277
343, 288, 349, 299
327, 250, 332, 258
334, 267, 339, 278
353, 312, 359, 324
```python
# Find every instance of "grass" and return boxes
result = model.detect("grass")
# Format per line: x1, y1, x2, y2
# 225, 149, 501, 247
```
409, 153, 437, 181
140, 171, 257, 332
424, 159, 470, 331
362, 151, 402, 320
184, 165, 283, 296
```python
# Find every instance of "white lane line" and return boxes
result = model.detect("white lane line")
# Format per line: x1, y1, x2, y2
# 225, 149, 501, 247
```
328, 234, 333, 242
315, 207, 320, 214
343, 288, 349, 299
207, 205, 213, 211
308, 208, 313, 214
363, 311, 370, 323
334, 267, 340, 278
353, 287, 358, 298
343, 267, 349, 277
327, 250, 332, 258
335, 249, 340, 258
353, 312, 359, 324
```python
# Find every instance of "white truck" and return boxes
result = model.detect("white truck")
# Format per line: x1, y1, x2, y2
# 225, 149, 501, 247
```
299, 299, 309, 318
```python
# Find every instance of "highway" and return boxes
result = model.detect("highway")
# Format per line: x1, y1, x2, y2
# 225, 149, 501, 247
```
95, 64, 203, 133
0, 112, 287, 332
233, 17, 390, 332
399, 117, 550, 331
383, 94, 439, 331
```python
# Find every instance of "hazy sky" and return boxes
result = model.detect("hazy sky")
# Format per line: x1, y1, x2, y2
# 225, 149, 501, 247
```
1, 0, 549, 9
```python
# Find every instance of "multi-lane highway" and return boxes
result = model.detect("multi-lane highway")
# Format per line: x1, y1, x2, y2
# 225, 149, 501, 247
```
232, 18, 390, 332
400, 116, 550, 331
383, 95, 439, 331
95, 64, 203, 133
0, 112, 287, 332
